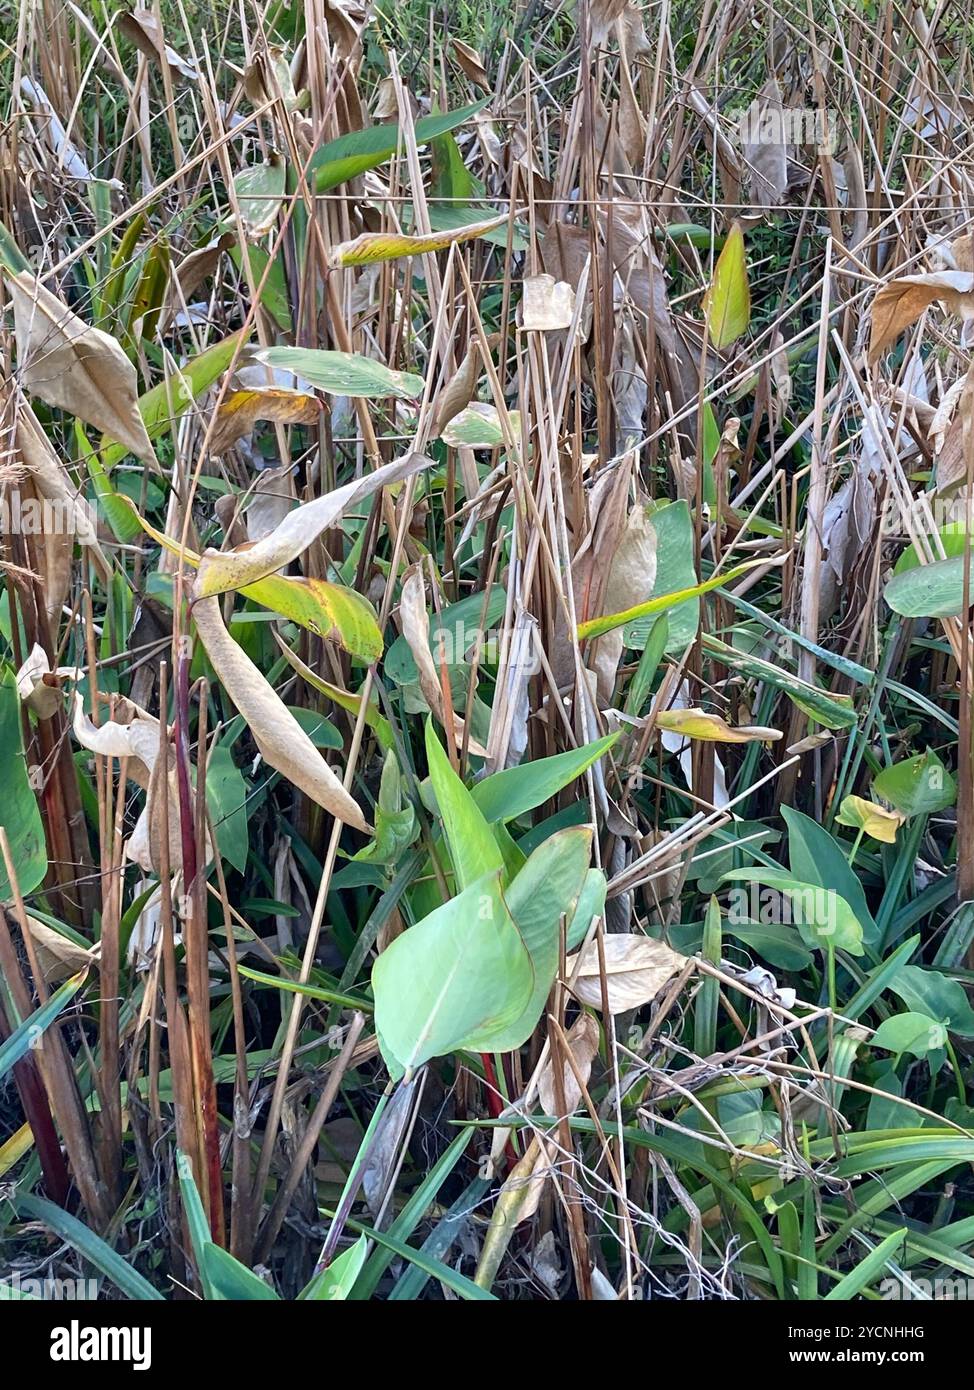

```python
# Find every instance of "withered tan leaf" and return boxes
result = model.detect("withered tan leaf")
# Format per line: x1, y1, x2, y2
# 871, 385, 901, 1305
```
566, 933, 688, 1012
9, 272, 156, 463
24, 915, 98, 984
537, 1013, 600, 1117
868, 271, 974, 364
192, 597, 371, 832
452, 39, 489, 91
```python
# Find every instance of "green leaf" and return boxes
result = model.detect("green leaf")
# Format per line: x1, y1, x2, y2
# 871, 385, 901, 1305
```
310, 100, 489, 192
425, 719, 503, 889
885, 554, 974, 618
703, 635, 858, 730
471, 732, 619, 824
206, 743, 249, 874
871, 1012, 947, 1058
823, 1227, 907, 1301
781, 807, 880, 949
371, 871, 533, 1070
12, 1195, 163, 1300
624, 502, 699, 653
300, 1236, 369, 1300
236, 965, 370, 1012
701, 222, 750, 348
385, 585, 508, 687
872, 749, 956, 817
353, 750, 419, 868
232, 155, 286, 239
462, 826, 593, 1051
200, 1243, 280, 1299
721, 868, 865, 955
0, 669, 48, 902
255, 347, 424, 401
0, 974, 84, 1082
284, 706, 343, 749
888, 965, 974, 1038
100, 331, 249, 468
566, 868, 607, 950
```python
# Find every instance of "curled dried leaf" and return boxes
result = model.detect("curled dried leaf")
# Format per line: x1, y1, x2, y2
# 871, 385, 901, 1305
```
399, 563, 488, 756
537, 1013, 600, 1117
566, 933, 688, 1012
192, 597, 371, 832
8, 271, 156, 463
868, 272, 974, 364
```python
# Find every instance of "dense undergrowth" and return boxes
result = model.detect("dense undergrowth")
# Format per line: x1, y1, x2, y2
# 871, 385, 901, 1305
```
2, 0, 974, 1302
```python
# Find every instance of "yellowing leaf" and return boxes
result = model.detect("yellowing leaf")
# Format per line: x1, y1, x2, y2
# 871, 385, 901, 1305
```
701, 222, 750, 348
868, 271, 974, 364
834, 794, 903, 844
192, 596, 371, 832
654, 708, 781, 743
194, 453, 434, 597
8, 270, 155, 462
566, 934, 687, 1013
122, 499, 382, 660
328, 214, 507, 267
210, 388, 319, 454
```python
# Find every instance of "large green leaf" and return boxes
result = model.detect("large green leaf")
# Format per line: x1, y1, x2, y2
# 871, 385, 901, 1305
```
702, 221, 750, 347
781, 806, 880, 949
885, 554, 974, 618
310, 100, 489, 192
888, 964, 974, 1038
255, 347, 423, 401
371, 871, 533, 1071
206, 744, 249, 874
462, 826, 593, 1051
0, 669, 47, 902
471, 733, 619, 824
721, 867, 865, 955
425, 719, 503, 889
872, 749, 956, 817
624, 501, 699, 653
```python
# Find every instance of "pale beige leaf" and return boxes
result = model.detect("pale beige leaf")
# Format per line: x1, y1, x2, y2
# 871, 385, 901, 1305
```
537, 1013, 600, 1117
521, 274, 575, 331
195, 453, 433, 597
592, 503, 657, 703
566, 933, 687, 1012
9, 272, 156, 463
743, 79, 789, 212
192, 596, 370, 832
70, 694, 186, 874
24, 915, 97, 983
868, 271, 974, 364
16, 644, 83, 719
399, 562, 488, 756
